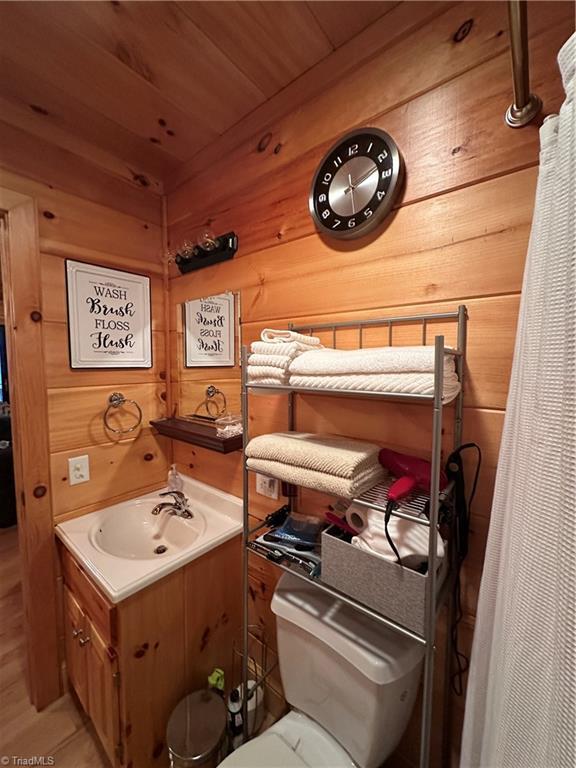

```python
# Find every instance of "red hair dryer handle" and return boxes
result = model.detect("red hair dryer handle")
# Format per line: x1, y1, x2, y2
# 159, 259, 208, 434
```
388, 475, 418, 502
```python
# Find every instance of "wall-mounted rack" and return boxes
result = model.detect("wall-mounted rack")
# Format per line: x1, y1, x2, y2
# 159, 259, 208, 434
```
240, 304, 468, 768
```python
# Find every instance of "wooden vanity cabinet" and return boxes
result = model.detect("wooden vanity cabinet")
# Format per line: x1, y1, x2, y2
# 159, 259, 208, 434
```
59, 534, 242, 768
63, 584, 119, 764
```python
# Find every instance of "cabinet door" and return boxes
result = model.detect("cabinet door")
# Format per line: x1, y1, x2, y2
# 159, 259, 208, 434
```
86, 618, 120, 765
63, 587, 89, 712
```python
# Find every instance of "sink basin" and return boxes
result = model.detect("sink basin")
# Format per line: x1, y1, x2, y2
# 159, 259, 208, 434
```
90, 500, 206, 560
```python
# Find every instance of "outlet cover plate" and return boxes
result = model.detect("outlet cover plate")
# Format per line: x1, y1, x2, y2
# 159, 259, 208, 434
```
68, 455, 90, 486
256, 473, 279, 500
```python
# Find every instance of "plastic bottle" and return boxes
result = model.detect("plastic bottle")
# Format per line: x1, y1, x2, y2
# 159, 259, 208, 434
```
167, 463, 184, 492
227, 687, 243, 750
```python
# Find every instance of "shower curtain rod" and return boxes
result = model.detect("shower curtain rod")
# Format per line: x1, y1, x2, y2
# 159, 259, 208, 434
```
505, 0, 543, 127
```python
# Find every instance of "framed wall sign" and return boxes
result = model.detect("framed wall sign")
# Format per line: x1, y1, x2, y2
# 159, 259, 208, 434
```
184, 292, 236, 368
65, 260, 152, 369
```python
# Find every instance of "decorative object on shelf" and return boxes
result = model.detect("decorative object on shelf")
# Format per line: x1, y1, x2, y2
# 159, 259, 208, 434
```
65, 260, 152, 369
184, 292, 236, 367
103, 392, 143, 435
150, 416, 242, 453
170, 227, 238, 275
308, 127, 403, 240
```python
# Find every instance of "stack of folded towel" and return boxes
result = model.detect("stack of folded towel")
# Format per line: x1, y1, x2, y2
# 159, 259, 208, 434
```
245, 432, 386, 499
248, 329, 322, 386
288, 345, 461, 402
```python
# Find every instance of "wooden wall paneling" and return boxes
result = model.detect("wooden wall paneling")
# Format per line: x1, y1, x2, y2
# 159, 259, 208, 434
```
0, 199, 61, 708
177, 1, 334, 98
169, 1, 570, 257
169, 167, 535, 309
167, 1, 572, 215
174, 441, 243, 499
51, 433, 170, 520
0, 170, 162, 267
183, 535, 243, 692
118, 570, 187, 768
44, 1, 268, 138
47, 383, 167, 453
0, 3, 208, 161
166, 1, 452, 191
307, 1, 400, 48
0, 120, 161, 225
53, 481, 172, 526
0, 58, 174, 188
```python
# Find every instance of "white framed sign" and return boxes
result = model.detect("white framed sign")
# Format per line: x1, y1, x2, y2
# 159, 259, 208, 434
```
65, 260, 152, 369
184, 292, 236, 367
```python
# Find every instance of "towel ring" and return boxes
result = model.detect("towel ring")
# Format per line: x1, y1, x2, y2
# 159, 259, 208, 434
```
194, 385, 227, 419
103, 392, 143, 434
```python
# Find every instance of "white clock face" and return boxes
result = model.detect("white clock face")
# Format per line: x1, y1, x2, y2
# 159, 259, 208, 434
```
309, 128, 403, 239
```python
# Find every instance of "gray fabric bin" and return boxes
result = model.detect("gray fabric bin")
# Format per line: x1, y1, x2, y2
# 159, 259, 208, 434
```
321, 526, 448, 635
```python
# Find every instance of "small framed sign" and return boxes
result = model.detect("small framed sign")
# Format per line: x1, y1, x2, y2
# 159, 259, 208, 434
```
66, 260, 152, 369
184, 292, 236, 368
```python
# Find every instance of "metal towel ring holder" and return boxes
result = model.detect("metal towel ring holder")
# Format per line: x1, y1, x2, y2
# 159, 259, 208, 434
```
103, 392, 143, 434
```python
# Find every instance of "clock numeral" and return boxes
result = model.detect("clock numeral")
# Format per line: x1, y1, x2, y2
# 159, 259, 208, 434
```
377, 150, 388, 163
333, 156, 343, 168
348, 144, 359, 157
318, 193, 327, 203
322, 172, 332, 186
377, 190, 386, 201
321, 209, 330, 220
332, 219, 341, 229
381, 168, 392, 179
364, 208, 373, 218
366, 141, 373, 153
348, 218, 356, 228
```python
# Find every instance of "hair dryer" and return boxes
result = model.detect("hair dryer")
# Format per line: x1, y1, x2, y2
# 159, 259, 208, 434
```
378, 448, 448, 504
377, 448, 448, 565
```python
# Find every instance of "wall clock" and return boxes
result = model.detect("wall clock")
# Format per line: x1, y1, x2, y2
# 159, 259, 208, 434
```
309, 127, 403, 239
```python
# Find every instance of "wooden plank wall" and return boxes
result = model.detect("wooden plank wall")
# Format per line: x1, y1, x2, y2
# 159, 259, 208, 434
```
166, 2, 574, 764
0, 169, 170, 524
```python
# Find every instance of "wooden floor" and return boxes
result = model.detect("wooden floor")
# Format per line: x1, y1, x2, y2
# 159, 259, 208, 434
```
0, 526, 109, 767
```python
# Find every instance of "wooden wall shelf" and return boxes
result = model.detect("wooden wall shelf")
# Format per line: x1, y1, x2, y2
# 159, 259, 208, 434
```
150, 418, 242, 453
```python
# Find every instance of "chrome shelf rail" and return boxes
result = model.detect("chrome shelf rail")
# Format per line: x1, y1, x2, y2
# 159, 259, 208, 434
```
240, 304, 468, 768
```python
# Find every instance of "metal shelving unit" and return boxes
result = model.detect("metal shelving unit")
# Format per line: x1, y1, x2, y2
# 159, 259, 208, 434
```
240, 305, 467, 768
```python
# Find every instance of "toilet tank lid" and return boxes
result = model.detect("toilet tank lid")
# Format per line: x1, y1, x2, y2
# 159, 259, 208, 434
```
271, 573, 424, 684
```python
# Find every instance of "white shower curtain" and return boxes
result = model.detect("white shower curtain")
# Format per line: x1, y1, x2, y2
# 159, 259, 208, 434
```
460, 33, 575, 768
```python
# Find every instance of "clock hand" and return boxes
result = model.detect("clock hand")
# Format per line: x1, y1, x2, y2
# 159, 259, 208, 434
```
348, 173, 356, 215
344, 164, 378, 194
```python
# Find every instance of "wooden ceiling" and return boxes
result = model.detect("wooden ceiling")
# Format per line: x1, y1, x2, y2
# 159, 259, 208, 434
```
0, 1, 397, 197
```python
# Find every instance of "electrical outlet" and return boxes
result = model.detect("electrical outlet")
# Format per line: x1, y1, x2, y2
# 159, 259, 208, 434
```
68, 455, 90, 486
256, 473, 279, 500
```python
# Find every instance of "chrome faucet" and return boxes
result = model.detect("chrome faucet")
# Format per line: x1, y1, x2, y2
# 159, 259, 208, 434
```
151, 490, 193, 519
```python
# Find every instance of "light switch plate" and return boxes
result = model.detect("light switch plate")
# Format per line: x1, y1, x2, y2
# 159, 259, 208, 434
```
68, 455, 90, 486
256, 473, 279, 500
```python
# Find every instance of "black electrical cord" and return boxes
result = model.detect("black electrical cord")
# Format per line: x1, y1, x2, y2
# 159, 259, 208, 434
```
447, 442, 482, 696
384, 499, 403, 565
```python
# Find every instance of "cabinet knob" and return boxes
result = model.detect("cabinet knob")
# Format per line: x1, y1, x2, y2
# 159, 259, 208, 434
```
79, 636, 91, 647
72, 628, 83, 638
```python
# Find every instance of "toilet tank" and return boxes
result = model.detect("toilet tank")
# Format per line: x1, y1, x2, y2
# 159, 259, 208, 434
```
271, 574, 424, 768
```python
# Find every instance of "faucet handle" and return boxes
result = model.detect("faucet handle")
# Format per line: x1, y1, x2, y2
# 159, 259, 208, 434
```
159, 490, 190, 509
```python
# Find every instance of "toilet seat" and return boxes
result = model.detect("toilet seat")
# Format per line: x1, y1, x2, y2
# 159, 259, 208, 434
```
219, 711, 356, 768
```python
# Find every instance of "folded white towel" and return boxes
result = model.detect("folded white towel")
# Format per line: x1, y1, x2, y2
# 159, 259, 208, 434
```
247, 365, 289, 383
289, 371, 461, 403
261, 328, 321, 346
251, 340, 323, 358
246, 457, 385, 500
245, 432, 382, 479
248, 353, 294, 369
289, 345, 456, 376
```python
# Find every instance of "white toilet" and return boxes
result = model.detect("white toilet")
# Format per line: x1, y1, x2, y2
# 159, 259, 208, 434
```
221, 573, 424, 768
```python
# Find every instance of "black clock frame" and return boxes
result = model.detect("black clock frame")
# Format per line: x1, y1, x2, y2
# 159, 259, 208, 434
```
308, 127, 403, 240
